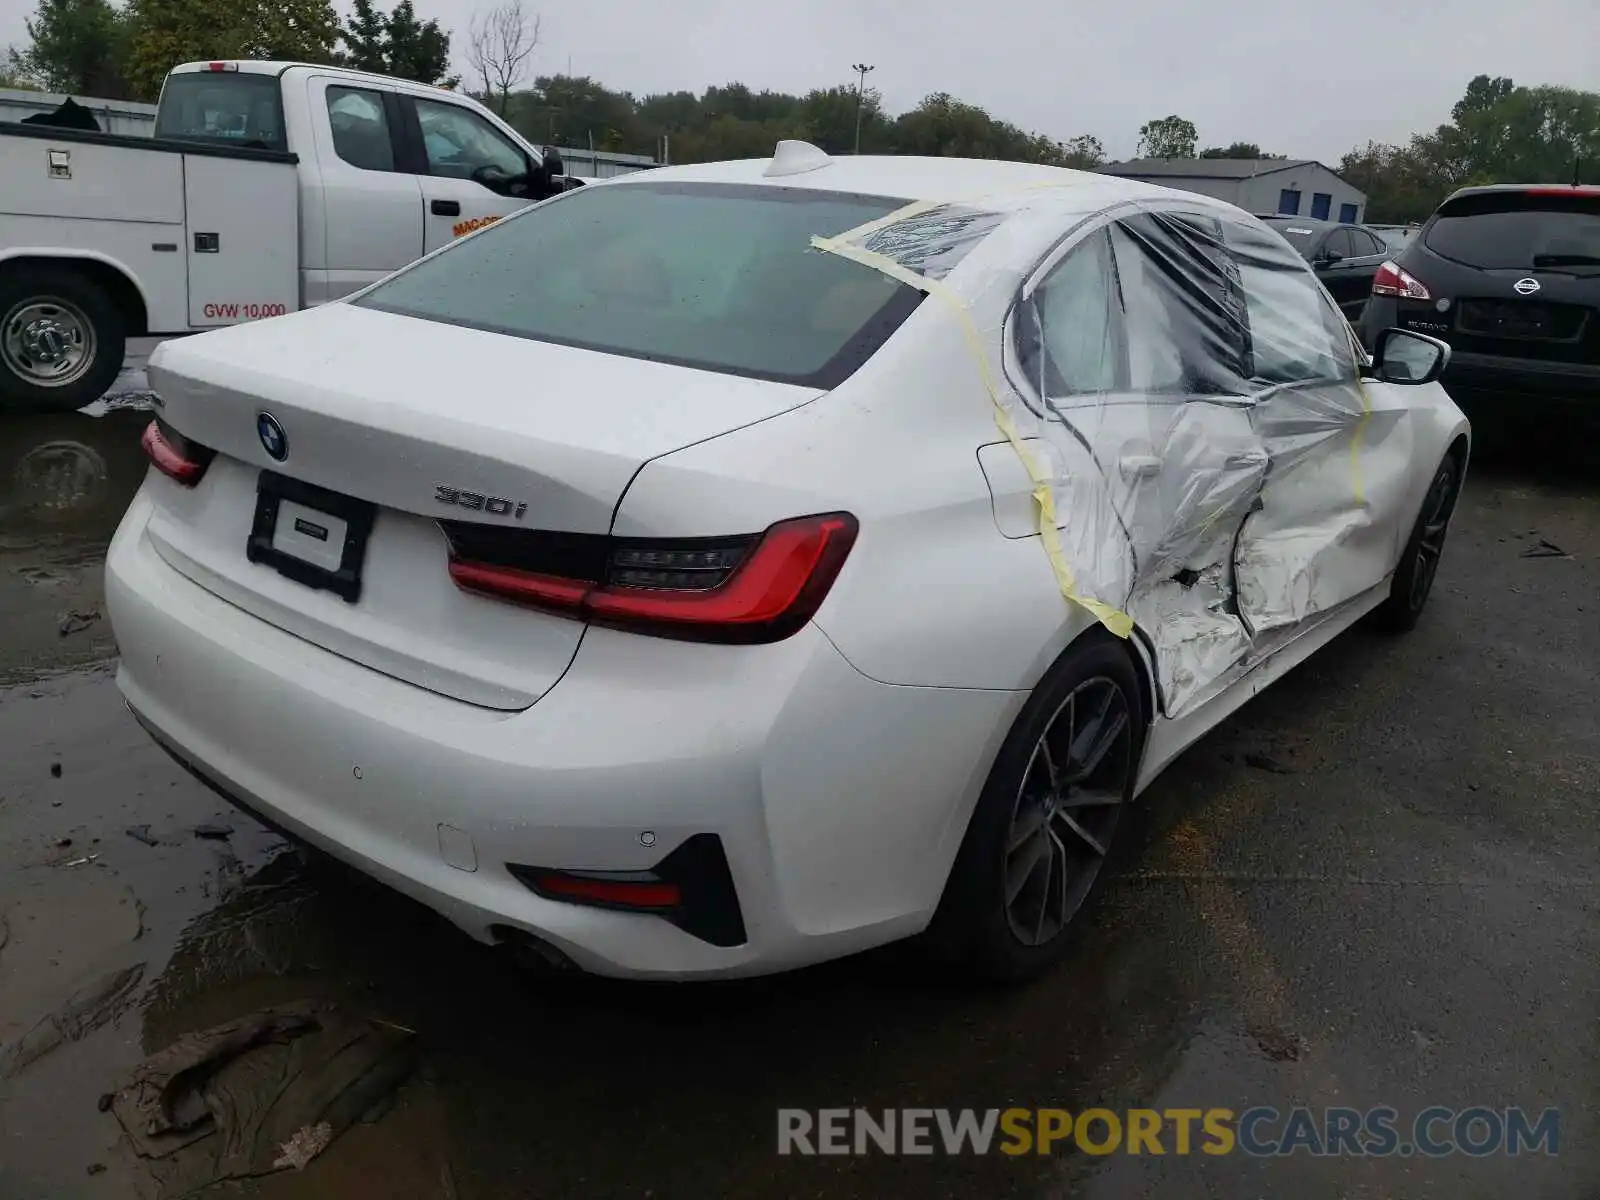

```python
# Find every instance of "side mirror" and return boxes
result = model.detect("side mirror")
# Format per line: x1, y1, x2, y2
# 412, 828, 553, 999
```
1315, 250, 1343, 268
1367, 327, 1450, 385
541, 145, 565, 181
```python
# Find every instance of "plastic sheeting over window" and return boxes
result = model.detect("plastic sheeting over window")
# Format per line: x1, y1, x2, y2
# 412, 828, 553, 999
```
813, 188, 1417, 717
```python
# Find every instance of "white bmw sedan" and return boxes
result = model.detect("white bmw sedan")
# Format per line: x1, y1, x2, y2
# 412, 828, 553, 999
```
107, 145, 1469, 981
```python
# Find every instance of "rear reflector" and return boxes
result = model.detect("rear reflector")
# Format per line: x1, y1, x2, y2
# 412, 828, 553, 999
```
507, 833, 747, 947
141, 419, 215, 486
1371, 260, 1432, 300
529, 873, 681, 909
445, 512, 858, 644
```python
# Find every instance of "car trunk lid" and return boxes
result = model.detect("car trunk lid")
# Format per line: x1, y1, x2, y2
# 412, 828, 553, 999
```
142, 303, 821, 709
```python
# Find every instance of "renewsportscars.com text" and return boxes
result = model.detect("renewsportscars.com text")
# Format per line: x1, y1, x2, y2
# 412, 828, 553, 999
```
777, 1106, 1560, 1158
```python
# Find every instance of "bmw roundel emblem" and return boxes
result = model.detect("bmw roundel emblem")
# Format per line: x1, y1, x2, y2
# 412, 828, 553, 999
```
257, 411, 287, 461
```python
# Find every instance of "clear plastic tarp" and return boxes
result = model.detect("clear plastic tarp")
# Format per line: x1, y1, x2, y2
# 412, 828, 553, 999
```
814, 186, 1416, 716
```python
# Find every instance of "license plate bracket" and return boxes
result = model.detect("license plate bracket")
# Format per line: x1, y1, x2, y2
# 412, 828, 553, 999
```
246, 470, 376, 603
1459, 300, 1555, 339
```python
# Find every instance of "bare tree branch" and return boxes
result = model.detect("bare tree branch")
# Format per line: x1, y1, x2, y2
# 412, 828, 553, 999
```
466, 0, 539, 117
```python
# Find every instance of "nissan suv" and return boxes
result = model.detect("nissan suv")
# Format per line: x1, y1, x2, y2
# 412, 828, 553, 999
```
1358, 184, 1600, 423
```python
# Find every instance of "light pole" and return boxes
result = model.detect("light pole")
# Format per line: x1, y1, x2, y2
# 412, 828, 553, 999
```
852, 63, 875, 154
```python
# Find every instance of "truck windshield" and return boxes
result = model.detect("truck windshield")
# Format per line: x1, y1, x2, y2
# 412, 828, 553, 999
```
154, 71, 287, 153
355, 182, 929, 389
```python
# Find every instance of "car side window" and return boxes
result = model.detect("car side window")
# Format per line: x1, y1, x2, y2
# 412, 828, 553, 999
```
1352, 228, 1386, 257
1109, 210, 1250, 397
1223, 218, 1357, 386
1016, 229, 1126, 398
412, 97, 528, 184
326, 86, 395, 172
1322, 228, 1355, 259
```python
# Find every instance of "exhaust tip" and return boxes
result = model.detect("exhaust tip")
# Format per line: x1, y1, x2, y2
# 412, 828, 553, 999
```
490, 924, 580, 975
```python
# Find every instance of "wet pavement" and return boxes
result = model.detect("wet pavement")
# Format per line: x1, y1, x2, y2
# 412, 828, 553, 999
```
1, 375, 1597, 1198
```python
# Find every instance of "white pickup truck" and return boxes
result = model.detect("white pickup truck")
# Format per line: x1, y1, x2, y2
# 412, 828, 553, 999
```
0, 60, 574, 410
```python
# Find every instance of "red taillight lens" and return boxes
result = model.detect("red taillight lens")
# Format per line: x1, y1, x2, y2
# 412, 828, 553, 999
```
445, 562, 589, 609
141, 419, 214, 486
1371, 260, 1432, 300
589, 515, 855, 633
446, 512, 859, 644
526, 872, 682, 910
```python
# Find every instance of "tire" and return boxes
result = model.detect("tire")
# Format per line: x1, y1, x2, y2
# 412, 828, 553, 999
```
927, 632, 1145, 982
1370, 450, 1462, 632
0, 266, 127, 413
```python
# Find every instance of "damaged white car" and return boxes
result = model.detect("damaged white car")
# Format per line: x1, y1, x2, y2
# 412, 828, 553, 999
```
106, 144, 1469, 981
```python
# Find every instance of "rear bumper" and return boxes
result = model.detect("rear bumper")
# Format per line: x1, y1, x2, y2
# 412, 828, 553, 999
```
105, 490, 1020, 978
1362, 299, 1600, 414
1440, 351, 1600, 411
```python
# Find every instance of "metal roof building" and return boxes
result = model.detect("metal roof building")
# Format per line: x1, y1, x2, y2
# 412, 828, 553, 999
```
1097, 157, 1368, 223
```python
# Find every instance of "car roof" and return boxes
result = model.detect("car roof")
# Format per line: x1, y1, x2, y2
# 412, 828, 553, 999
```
1258, 215, 1331, 228
167, 60, 469, 96
1443, 183, 1600, 201
605, 153, 1181, 208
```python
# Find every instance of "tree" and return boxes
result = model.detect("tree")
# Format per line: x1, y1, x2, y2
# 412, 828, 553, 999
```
1199, 141, 1269, 159
338, 0, 452, 85
379, 1, 453, 85
339, 0, 386, 72
125, 0, 341, 99
508, 74, 640, 148
1335, 75, 1600, 223
797, 84, 890, 155
2, 48, 40, 88
1061, 134, 1105, 168
893, 92, 1061, 162
1136, 114, 1197, 159
13, 0, 135, 97
466, 0, 538, 117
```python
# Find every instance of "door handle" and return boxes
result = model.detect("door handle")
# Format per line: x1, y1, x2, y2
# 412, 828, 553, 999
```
431, 199, 461, 216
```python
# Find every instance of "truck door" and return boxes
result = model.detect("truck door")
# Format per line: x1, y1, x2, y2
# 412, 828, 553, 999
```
400, 95, 541, 253
303, 76, 424, 303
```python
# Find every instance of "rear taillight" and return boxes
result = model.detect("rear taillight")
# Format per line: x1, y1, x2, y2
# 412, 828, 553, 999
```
1371, 260, 1432, 300
141, 419, 215, 486
445, 512, 858, 643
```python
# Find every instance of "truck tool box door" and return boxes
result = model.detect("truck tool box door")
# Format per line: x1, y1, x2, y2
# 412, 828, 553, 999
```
185, 152, 299, 327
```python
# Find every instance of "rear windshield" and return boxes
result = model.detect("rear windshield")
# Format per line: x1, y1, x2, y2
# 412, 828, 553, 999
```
154, 71, 287, 152
355, 182, 927, 388
1424, 192, 1600, 272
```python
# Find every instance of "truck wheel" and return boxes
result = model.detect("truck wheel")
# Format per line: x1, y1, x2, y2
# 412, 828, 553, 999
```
0, 267, 127, 413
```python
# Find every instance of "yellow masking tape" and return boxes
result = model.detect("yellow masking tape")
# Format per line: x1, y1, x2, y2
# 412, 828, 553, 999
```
1348, 325, 1372, 507
810, 231, 1134, 638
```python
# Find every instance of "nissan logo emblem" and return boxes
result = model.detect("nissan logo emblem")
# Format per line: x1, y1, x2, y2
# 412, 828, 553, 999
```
1513, 278, 1541, 296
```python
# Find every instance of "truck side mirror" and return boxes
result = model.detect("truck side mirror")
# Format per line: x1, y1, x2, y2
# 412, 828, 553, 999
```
541, 145, 565, 183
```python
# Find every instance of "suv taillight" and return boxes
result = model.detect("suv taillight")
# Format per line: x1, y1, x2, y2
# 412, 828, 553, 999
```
445, 513, 859, 644
1372, 260, 1432, 300
141, 419, 215, 486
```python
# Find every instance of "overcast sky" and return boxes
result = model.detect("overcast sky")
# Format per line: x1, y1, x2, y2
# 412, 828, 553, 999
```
4, 0, 1595, 161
